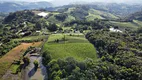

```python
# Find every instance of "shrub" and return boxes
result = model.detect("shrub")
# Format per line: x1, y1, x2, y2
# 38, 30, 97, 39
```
34, 60, 39, 70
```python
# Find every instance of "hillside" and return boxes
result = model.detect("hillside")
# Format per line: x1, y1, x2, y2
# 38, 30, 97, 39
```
125, 11, 142, 21
43, 34, 97, 61
46, 5, 119, 24
46, 3, 142, 17
0, 2, 142, 80
0, 1, 52, 12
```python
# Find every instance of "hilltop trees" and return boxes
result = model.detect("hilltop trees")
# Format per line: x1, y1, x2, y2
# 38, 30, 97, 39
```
47, 23, 58, 32
4, 10, 36, 24
35, 22, 42, 30
55, 13, 68, 21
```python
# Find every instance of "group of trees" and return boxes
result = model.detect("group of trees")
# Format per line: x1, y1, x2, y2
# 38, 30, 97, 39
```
70, 6, 89, 20
0, 41, 19, 56
85, 29, 142, 79
3, 10, 39, 24
55, 13, 68, 22
64, 19, 110, 30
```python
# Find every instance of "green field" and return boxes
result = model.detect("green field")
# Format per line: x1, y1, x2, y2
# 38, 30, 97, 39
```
86, 9, 118, 21
110, 20, 142, 30
43, 34, 97, 61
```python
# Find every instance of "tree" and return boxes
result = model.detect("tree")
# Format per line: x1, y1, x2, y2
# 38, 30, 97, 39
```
35, 22, 42, 30
47, 23, 58, 32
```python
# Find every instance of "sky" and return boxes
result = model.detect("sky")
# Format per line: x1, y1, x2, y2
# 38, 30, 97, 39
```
1, 0, 142, 6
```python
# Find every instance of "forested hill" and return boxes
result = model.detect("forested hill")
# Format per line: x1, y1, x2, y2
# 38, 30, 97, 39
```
46, 3, 142, 17
44, 5, 119, 24
0, 1, 52, 12
125, 11, 142, 21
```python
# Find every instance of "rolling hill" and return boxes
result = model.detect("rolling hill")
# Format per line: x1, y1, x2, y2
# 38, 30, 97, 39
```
45, 5, 119, 24
125, 11, 142, 21
0, 1, 52, 12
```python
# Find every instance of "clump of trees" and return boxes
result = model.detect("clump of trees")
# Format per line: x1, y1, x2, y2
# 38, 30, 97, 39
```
85, 30, 142, 79
3, 10, 38, 24
46, 23, 58, 32
64, 19, 110, 31
0, 41, 20, 56
55, 13, 68, 21
70, 6, 89, 20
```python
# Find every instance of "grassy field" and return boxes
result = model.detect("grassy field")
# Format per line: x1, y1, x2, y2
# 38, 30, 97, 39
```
43, 34, 97, 61
0, 42, 42, 78
110, 21, 141, 30
86, 9, 118, 21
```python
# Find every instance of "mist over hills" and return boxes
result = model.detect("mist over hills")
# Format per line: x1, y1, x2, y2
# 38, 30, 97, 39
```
0, 1, 53, 12
0, 0, 142, 17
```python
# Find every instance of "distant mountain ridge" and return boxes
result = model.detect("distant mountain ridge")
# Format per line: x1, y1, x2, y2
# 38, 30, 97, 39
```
125, 11, 142, 21
0, 1, 53, 12
47, 3, 142, 17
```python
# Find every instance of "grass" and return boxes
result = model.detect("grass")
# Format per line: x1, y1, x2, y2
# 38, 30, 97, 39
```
0, 42, 42, 78
86, 9, 118, 20
110, 21, 140, 30
133, 20, 142, 27
43, 34, 97, 61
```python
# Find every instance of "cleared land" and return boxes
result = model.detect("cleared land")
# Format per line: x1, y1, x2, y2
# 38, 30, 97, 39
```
0, 42, 42, 78
110, 20, 142, 30
43, 34, 97, 61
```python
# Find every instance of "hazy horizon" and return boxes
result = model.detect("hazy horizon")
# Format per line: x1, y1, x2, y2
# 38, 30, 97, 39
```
1, 0, 142, 6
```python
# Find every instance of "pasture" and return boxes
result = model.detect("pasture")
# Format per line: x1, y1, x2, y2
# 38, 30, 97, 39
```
43, 33, 97, 61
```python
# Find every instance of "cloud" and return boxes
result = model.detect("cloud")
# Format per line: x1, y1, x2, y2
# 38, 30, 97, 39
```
50, 0, 142, 6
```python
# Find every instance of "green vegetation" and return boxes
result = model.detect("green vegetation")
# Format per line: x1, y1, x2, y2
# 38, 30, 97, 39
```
1, 3, 142, 80
10, 64, 20, 74
86, 9, 118, 20
85, 29, 142, 79
0, 41, 20, 56
43, 34, 97, 61
110, 21, 141, 30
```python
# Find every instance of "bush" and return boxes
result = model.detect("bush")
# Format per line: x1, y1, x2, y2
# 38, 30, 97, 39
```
34, 60, 39, 70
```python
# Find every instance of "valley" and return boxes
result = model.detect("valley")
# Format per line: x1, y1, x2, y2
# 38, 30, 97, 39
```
0, 1, 142, 80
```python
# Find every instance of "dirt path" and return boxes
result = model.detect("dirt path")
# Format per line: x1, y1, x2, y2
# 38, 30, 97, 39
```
1, 42, 42, 79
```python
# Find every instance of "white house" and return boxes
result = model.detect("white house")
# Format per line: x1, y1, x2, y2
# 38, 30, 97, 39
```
109, 28, 123, 33
38, 12, 48, 17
